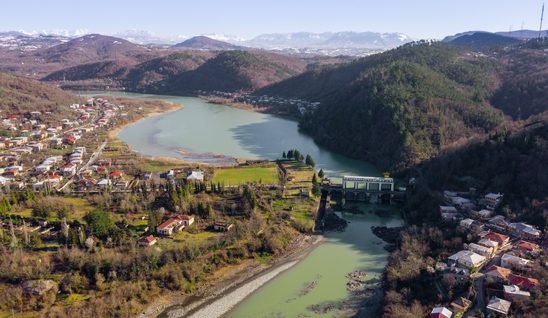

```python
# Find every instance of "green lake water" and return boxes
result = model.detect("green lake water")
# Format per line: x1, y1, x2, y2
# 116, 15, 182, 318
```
81, 91, 402, 317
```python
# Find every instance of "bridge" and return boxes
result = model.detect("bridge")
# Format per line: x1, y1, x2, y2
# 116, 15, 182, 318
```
321, 175, 402, 204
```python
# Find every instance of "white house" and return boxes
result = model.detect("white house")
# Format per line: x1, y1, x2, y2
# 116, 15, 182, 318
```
486, 297, 511, 316
501, 254, 530, 271
485, 192, 503, 210
186, 170, 204, 182
468, 243, 493, 257
503, 285, 530, 301
478, 239, 499, 251
156, 216, 185, 236
448, 250, 486, 269
507, 223, 541, 240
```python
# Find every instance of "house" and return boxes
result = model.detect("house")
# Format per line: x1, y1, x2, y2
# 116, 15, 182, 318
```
63, 135, 76, 145
503, 285, 531, 301
476, 209, 494, 219
450, 196, 471, 208
97, 178, 112, 189
137, 235, 157, 247
468, 243, 493, 258
515, 240, 540, 254
459, 218, 474, 228
485, 265, 512, 284
483, 231, 510, 247
213, 221, 234, 232
507, 223, 541, 240
179, 215, 195, 226
487, 297, 511, 316
109, 171, 123, 179
459, 218, 483, 233
508, 273, 540, 290
487, 215, 509, 232
478, 238, 499, 251
484, 192, 503, 210
440, 206, 459, 220
448, 250, 486, 269
156, 216, 185, 236
429, 307, 452, 318
501, 254, 531, 271
60, 164, 76, 176
186, 170, 204, 182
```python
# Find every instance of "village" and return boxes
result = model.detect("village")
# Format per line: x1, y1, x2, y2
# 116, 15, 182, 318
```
197, 90, 321, 116
427, 189, 544, 318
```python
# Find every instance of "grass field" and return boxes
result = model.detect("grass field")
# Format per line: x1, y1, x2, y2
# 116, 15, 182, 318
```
9, 197, 96, 222
158, 231, 222, 250
213, 165, 279, 185
282, 161, 316, 197
139, 160, 185, 173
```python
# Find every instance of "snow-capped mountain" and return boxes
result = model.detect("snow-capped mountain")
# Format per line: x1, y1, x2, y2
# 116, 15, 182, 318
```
0, 31, 71, 52
239, 32, 413, 50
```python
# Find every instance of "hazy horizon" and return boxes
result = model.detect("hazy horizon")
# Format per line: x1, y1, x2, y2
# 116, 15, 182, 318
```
1, 0, 545, 40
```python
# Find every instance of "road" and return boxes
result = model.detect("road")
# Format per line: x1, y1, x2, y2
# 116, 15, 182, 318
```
57, 139, 107, 192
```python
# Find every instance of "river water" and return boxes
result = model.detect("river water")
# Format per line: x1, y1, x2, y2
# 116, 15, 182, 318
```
83, 92, 402, 317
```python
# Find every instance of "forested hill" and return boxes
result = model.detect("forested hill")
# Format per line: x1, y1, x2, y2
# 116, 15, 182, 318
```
408, 113, 548, 228
0, 71, 82, 115
153, 50, 307, 94
258, 42, 505, 169
258, 40, 548, 170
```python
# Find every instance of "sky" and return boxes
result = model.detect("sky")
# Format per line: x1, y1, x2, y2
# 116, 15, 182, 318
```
0, 0, 545, 39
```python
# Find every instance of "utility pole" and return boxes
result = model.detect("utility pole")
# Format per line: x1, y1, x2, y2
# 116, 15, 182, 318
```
540, 3, 545, 39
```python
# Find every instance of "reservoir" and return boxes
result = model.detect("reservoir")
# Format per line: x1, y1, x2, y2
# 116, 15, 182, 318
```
85, 92, 402, 317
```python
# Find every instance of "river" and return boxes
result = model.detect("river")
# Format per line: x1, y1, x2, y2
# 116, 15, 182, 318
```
82, 92, 402, 317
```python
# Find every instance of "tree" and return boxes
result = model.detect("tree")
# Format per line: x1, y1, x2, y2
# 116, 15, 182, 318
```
305, 154, 315, 167
312, 174, 321, 196
282, 151, 286, 159
287, 149, 294, 159
318, 169, 325, 178
83, 209, 116, 239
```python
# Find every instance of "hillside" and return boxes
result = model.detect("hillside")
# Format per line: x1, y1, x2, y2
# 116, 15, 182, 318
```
0, 71, 82, 114
490, 39, 548, 119
155, 50, 308, 94
41, 51, 216, 91
0, 34, 172, 78
173, 36, 241, 50
445, 32, 521, 51
258, 42, 506, 170
408, 113, 548, 227
42, 60, 132, 82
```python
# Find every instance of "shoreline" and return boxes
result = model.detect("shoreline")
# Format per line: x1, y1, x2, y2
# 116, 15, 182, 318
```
107, 100, 183, 140
140, 235, 325, 318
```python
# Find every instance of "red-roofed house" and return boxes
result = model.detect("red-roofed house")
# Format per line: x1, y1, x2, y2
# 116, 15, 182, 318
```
485, 265, 512, 284
63, 135, 76, 145
180, 215, 195, 226
508, 273, 540, 291
138, 235, 157, 247
430, 307, 452, 318
60, 164, 76, 176
109, 171, 123, 178
156, 216, 185, 236
483, 231, 510, 247
515, 240, 540, 253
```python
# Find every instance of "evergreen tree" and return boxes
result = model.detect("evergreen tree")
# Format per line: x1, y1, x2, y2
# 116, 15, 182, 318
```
305, 154, 315, 167
287, 149, 294, 159
312, 174, 321, 196
318, 169, 325, 178
282, 151, 287, 159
